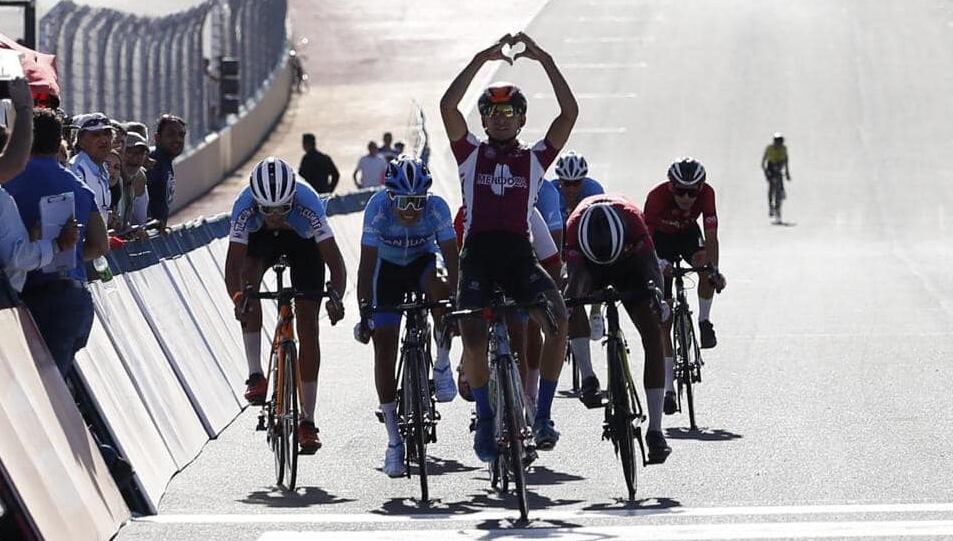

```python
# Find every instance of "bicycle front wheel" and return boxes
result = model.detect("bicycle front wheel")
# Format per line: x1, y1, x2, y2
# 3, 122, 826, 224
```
409, 349, 430, 502
607, 338, 637, 500
499, 360, 529, 520
675, 314, 698, 431
282, 343, 299, 490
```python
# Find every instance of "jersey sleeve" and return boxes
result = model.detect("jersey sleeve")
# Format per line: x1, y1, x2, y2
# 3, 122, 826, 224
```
450, 132, 481, 165
536, 181, 563, 232
619, 203, 655, 257
228, 192, 256, 245
563, 207, 582, 264
529, 208, 559, 264
531, 138, 560, 173
428, 196, 456, 244
360, 194, 383, 248
307, 198, 335, 243
642, 186, 665, 236
701, 186, 718, 232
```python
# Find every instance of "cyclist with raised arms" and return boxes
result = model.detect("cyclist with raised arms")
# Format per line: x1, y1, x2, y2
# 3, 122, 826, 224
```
440, 31, 577, 462
226, 157, 347, 454
551, 150, 607, 401
643, 157, 727, 415
354, 156, 459, 477
761, 132, 791, 218
563, 194, 672, 463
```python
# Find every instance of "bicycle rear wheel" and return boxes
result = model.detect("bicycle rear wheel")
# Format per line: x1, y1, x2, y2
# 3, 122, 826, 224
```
675, 314, 698, 431
282, 344, 299, 489
499, 359, 529, 520
608, 338, 637, 499
409, 349, 429, 502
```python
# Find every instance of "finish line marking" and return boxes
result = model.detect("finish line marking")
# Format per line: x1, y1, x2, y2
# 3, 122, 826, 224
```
135, 501, 953, 525
255, 520, 953, 540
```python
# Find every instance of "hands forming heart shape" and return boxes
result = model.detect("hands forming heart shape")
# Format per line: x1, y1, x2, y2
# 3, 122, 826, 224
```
486, 32, 545, 65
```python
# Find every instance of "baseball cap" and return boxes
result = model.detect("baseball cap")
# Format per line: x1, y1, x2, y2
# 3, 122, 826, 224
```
124, 131, 149, 149
73, 112, 113, 133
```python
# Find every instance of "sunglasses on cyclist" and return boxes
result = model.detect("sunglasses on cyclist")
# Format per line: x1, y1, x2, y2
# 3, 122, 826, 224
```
258, 203, 293, 216
485, 104, 517, 118
389, 192, 427, 211
673, 188, 699, 199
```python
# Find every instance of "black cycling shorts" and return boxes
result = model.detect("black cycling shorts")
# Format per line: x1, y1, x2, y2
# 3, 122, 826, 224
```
457, 232, 557, 310
585, 255, 653, 304
652, 222, 705, 266
247, 229, 325, 291
373, 254, 436, 327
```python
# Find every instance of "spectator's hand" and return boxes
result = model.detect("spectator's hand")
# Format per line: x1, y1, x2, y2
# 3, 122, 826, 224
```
56, 218, 80, 252
8, 78, 33, 111
477, 34, 515, 65
143, 156, 157, 171
512, 32, 550, 63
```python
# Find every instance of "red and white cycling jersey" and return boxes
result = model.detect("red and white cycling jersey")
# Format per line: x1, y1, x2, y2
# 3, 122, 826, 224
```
643, 181, 718, 236
451, 132, 560, 239
564, 194, 655, 264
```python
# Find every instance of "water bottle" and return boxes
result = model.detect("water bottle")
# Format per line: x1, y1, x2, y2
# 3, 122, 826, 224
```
93, 256, 113, 282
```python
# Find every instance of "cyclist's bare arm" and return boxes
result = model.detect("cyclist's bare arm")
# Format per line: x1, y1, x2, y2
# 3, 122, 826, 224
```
440, 34, 513, 142
356, 244, 378, 308
224, 241, 248, 299
703, 227, 720, 270
318, 237, 347, 298
438, 239, 460, 295
513, 33, 578, 150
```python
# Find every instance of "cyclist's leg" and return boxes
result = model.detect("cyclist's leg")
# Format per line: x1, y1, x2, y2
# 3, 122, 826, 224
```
524, 318, 542, 403
623, 297, 665, 429
567, 263, 600, 402
287, 233, 325, 445
420, 257, 456, 401
652, 232, 679, 396
524, 263, 569, 425
240, 231, 272, 404
507, 314, 529, 387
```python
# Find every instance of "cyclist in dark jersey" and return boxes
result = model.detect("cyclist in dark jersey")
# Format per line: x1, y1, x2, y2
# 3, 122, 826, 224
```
440, 31, 577, 462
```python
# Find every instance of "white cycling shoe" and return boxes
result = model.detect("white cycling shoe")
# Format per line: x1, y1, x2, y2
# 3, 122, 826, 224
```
383, 442, 406, 478
433, 363, 457, 402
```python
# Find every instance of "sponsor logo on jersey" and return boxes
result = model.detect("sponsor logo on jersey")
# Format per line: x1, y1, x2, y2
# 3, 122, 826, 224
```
382, 236, 430, 249
475, 164, 528, 196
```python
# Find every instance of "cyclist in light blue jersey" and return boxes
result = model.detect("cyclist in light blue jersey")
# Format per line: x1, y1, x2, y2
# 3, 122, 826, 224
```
226, 157, 347, 454
553, 150, 608, 404
354, 156, 459, 477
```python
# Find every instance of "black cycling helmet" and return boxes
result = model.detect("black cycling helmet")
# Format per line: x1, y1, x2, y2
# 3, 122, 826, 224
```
773, 132, 784, 144
667, 157, 707, 189
478, 82, 528, 116
578, 202, 629, 265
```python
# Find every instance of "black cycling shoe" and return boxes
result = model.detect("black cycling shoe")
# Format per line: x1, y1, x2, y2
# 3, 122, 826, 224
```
646, 430, 672, 464
579, 376, 603, 409
663, 391, 677, 415
699, 320, 717, 349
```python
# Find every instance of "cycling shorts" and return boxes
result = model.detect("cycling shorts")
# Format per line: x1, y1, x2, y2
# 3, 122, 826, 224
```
653, 223, 706, 298
373, 254, 436, 328
585, 256, 653, 305
457, 232, 557, 310
248, 229, 325, 292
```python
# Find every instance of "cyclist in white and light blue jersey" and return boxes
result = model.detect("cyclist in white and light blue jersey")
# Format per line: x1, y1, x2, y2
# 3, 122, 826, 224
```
354, 156, 459, 478
229, 181, 334, 244
553, 150, 605, 225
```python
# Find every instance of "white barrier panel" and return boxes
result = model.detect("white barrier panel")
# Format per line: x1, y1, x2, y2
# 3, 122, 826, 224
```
123, 264, 241, 437
0, 307, 129, 541
163, 256, 246, 399
75, 316, 177, 514
89, 280, 207, 468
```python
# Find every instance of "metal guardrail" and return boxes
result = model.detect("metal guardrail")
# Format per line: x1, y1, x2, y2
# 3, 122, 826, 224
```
38, 0, 288, 150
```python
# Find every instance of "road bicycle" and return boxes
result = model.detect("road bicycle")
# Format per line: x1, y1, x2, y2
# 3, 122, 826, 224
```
246, 255, 338, 490
566, 287, 647, 500
669, 261, 716, 432
446, 290, 554, 520
766, 165, 786, 223
374, 293, 451, 502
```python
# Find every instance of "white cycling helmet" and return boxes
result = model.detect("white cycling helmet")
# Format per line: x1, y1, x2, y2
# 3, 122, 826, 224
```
555, 151, 588, 181
250, 156, 296, 206
579, 202, 628, 265
667, 157, 707, 189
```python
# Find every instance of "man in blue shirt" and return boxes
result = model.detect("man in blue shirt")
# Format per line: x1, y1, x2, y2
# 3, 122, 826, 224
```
355, 156, 459, 477
5, 109, 109, 378
147, 114, 187, 229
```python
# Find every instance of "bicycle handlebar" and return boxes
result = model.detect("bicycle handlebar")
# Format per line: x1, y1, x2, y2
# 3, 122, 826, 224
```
565, 287, 649, 308
444, 297, 549, 323
373, 299, 453, 314
671, 263, 715, 278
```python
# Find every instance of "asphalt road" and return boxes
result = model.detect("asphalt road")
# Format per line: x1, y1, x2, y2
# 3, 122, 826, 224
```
116, 0, 953, 539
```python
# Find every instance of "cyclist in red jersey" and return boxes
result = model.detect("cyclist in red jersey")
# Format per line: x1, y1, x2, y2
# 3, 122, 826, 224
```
440, 32, 577, 462
643, 157, 727, 414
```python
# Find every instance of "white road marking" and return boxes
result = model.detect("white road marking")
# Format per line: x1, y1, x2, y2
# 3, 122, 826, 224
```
520, 127, 628, 135
135, 501, 953, 525
563, 62, 648, 69
564, 36, 655, 44
254, 520, 953, 540
531, 92, 638, 99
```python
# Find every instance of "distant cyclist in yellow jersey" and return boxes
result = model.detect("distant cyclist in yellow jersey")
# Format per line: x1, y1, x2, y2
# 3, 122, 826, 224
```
762, 133, 791, 219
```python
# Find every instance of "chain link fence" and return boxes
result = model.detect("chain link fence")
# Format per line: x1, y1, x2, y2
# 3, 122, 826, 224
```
38, 0, 288, 149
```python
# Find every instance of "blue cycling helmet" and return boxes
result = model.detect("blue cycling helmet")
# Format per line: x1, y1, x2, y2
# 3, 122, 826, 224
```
384, 155, 433, 195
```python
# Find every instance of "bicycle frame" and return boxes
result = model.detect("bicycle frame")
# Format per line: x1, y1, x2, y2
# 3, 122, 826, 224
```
671, 260, 706, 431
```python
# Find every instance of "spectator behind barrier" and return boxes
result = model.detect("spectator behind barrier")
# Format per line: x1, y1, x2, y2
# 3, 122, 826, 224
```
379, 131, 397, 162
353, 140, 387, 189
298, 133, 340, 194
0, 89, 80, 293
105, 150, 123, 230
4, 108, 108, 378
69, 112, 114, 223
118, 132, 150, 231
147, 113, 187, 229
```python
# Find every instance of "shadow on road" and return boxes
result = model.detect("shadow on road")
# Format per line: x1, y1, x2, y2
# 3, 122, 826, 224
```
526, 465, 585, 486
771, 220, 797, 227
416, 456, 482, 476
664, 427, 743, 441
583, 496, 682, 513
474, 517, 582, 532
239, 486, 356, 508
